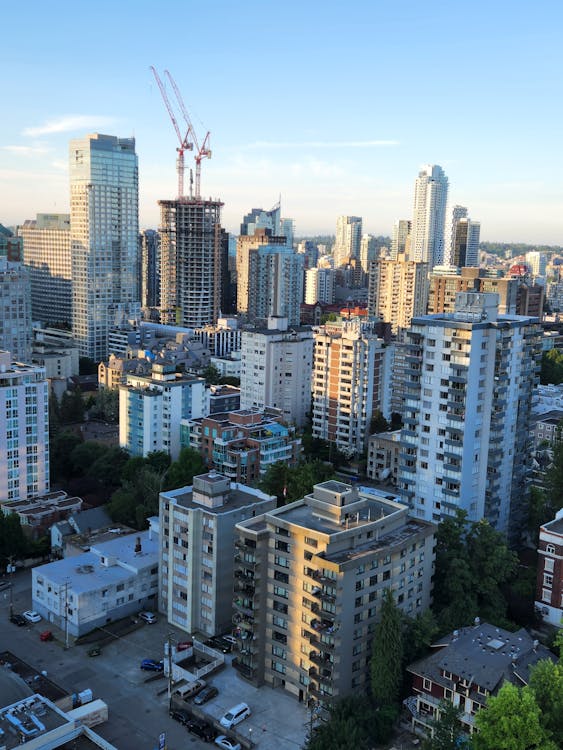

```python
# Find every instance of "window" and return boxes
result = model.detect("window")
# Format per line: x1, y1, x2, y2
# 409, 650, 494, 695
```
546, 544, 555, 554
542, 588, 551, 602
444, 688, 452, 700
544, 558, 554, 572
423, 678, 432, 691
543, 574, 553, 587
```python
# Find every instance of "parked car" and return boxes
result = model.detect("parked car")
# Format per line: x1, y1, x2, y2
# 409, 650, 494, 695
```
177, 640, 193, 651
175, 678, 206, 700
139, 611, 157, 624
221, 635, 238, 647
186, 719, 214, 742
169, 709, 189, 726
219, 702, 251, 729
205, 636, 232, 654
39, 630, 53, 641
193, 685, 219, 705
140, 658, 164, 672
10, 614, 26, 626
23, 610, 42, 623
215, 737, 241, 750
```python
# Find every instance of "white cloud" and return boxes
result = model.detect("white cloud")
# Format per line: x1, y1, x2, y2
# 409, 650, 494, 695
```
23, 115, 115, 137
245, 139, 400, 149
2, 145, 50, 156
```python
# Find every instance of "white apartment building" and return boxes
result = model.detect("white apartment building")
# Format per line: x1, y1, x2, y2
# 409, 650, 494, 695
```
391, 219, 411, 259
0, 255, 32, 363
240, 317, 313, 428
70, 134, 140, 360
193, 317, 242, 357
411, 164, 448, 268
368, 253, 429, 335
19, 213, 72, 327
305, 267, 335, 305
333, 216, 362, 268
159, 471, 276, 636
526, 251, 547, 278
119, 361, 207, 460
32, 526, 159, 637
0, 351, 49, 502
399, 292, 542, 542
311, 319, 393, 456
233, 481, 436, 705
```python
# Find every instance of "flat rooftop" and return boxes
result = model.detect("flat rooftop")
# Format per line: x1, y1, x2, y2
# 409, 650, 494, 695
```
168, 485, 270, 515
0, 695, 69, 750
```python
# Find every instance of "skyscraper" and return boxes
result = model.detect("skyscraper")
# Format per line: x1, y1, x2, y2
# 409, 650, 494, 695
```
398, 292, 541, 542
368, 254, 429, 335
391, 219, 412, 259
70, 134, 140, 360
20, 213, 72, 327
159, 198, 223, 328
447, 206, 480, 267
333, 216, 362, 267
0, 227, 31, 362
240, 203, 281, 237
139, 229, 160, 309
411, 165, 448, 268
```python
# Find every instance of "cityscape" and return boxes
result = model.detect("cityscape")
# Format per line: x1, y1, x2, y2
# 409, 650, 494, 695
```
1, 3, 563, 750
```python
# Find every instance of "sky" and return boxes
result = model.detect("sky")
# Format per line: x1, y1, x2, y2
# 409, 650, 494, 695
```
1, 0, 562, 244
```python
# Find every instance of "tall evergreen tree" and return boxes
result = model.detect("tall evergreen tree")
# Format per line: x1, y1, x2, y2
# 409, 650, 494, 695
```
370, 588, 403, 706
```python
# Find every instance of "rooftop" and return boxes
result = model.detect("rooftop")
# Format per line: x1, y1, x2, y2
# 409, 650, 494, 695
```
0, 694, 69, 750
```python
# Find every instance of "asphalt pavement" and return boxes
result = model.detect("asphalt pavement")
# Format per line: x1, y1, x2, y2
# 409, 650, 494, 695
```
0, 568, 307, 750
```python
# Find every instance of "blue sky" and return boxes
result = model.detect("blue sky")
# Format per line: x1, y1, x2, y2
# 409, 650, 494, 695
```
1, 0, 562, 243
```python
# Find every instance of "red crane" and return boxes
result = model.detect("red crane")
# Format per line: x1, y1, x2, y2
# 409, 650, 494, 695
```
150, 65, 193, 199
164, 70, 212, 200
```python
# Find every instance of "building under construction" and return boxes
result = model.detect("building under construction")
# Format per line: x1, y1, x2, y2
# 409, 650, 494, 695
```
159, 197, 224, 328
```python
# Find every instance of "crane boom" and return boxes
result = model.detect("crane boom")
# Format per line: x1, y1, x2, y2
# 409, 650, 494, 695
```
150, 65, 192, 198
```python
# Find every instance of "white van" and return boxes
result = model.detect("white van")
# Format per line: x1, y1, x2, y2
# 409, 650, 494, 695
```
219, 702, 251, 729
175, 679, 206, 700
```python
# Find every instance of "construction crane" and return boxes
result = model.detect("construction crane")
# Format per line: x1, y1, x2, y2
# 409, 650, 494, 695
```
150, 65, 193, 199
164, 69, 212, 200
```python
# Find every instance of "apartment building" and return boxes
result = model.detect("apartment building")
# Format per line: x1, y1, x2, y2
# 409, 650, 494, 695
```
535, 509, 563, 628
119, 361, 207, 460
367, 430, 402, 485
240, 317, 313, 428
368, 253, 429, 335
159, 471, 276, 636
232, 480, 435, 707
428, 267, 518, 315
399, 292, 542, 542
311, 318, 392, 456
185, 408, 301, 483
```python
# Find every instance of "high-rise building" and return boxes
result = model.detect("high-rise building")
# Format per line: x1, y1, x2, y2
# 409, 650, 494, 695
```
428, 267, 518, 315
119, 361, 207, 460
312, 318, 392, 455
398, 292, 542, 542
0, 242, 32, 362
333, 216, 362, 268
447, 206, 480, 268
0, 350, 49, 501
526, 251, 547, 279
240, 203, 281, 237
305, 267, 335, 305
240, 317, 313, 428
19, 213, 72, 327
391, 219, 411, 260
233, 480, 436, 702
237, 240, 304, 326
139, 229, 160, 309
411, 165, 448, 268
368, 253, 429, 335
70, 134, 140, 360
159, 198, 223, 329
280, 218, 295, 248
359, 234, 378, 274
159, 471, 276, 635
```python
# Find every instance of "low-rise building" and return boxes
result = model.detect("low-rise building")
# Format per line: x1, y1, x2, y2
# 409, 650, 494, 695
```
1, 491, 82, 540
406, 622, 556, 737
50, 506, 126, 557
367, 430, 401, 485
535, 509, 563, 628
531, 410, 563, 450
208, 384, 241, 414
233, 481, 436, 707
159, 472, 276, 637
32, 525, 159, 636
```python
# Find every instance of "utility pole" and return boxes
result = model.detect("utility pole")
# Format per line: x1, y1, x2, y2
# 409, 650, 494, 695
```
62, 580, 70, 649
7, 556, 15, 619
167, 632, 174, 702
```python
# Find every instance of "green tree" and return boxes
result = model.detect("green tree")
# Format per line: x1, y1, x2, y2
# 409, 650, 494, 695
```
540, 349, 563, 385
49, 429, 83, 481
473, 683, 557, 750
422, 701, 464, 750
107, 467, 162, 529
87, 446, 130, 489
90, 387, 119, 422
79, 356, 98, 375
258, 460, 336, 505
305, 695, 392, 750
370, 589, 403, 706
369, 409, 389, 434
59, 386, 85, 423
529, 659, 563, 742
163, 447, 206, 491
201, 364, 221, 384
0, 514, 29, 568
544, 440, 563, 519
70, 441, 109, 476
403, 610, 439, 666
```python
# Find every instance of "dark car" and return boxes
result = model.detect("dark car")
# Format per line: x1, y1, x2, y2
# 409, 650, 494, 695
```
169, 709, 189, 725
10, 614, 26, 626
204, 637, 232, 654
186, 719, 214, 742
193, 685, 219, 705
140, 658, 164, 672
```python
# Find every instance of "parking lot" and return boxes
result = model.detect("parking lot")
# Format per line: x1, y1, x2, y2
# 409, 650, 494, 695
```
0, 569, 307, 750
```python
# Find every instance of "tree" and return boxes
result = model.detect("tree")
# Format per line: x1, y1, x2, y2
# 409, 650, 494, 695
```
258, 460, 336, 505
473, 683, 557, 750
163, 447, 206, 491
422, 701, 464, 750
544, 440, 563, 519
370, 589, 403, 706
59, 387, 85, 423
79, 357, 98, 375
89, 387, 119, 422
403, 610, 439, 667
87, 446, 130, 489
49, 429, 83, 481
369, 410, 389, 435
201, 364, 221, 385
529, 659, 563, 742
70, 441, 109, 476
0, 514, 29, 568
305, 695, 392, 750
540, 349, 563, 385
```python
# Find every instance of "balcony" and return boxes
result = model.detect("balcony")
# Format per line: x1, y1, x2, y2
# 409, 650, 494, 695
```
232, 657, 256, 680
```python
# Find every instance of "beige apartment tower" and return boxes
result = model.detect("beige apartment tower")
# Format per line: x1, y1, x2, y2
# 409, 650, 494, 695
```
232, 481, 436, 707
368, 253, 429, 335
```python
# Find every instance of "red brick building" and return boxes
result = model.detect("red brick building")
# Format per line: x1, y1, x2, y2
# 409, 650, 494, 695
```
535, 509, 563, 628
